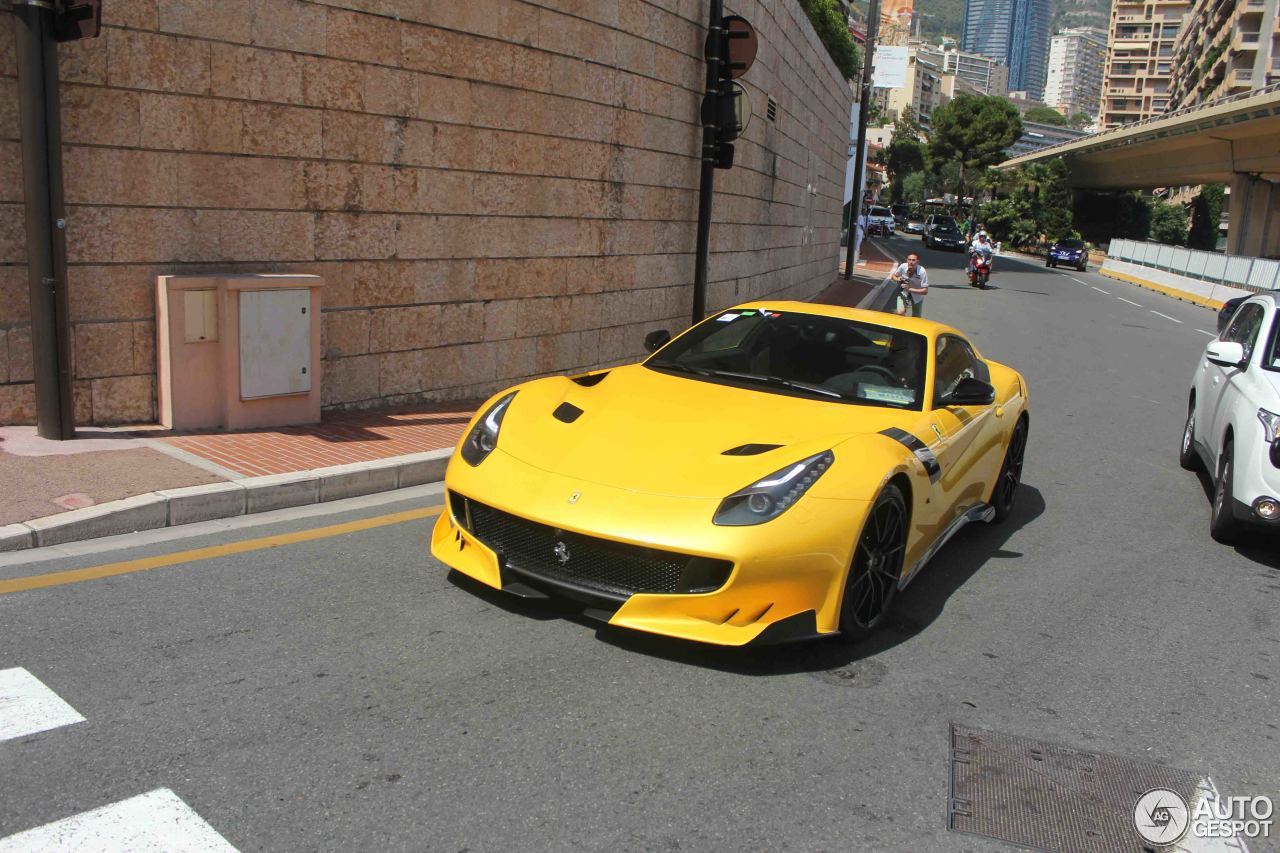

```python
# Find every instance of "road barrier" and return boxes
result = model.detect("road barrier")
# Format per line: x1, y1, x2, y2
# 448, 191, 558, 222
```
1107, 240, 1280, 292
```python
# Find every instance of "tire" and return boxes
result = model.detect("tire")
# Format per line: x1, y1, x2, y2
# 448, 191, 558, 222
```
1046, 260, 1053, 268
839, 484, 907, 641
1079, 263, 1087, 272
1179, 400, 1199, 471
1210, 440, 1242, 544
992, 418, 1027, 523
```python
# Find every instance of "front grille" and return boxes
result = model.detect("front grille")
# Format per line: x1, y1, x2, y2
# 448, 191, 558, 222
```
455, 495, 731, 601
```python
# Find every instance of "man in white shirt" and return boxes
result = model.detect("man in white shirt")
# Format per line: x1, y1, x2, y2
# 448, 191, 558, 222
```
891, 251, 928, 317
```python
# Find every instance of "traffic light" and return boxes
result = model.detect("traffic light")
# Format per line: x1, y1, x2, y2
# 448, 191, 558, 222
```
53, 0, 102, 42
702, 15, 757, 169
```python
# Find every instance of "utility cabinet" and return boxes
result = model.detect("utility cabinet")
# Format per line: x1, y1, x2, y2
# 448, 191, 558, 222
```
239, 289, 311, 399
156, 274, 324, 431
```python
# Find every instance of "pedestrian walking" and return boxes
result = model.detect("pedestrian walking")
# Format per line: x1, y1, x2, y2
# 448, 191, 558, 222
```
891, 251, 928, 317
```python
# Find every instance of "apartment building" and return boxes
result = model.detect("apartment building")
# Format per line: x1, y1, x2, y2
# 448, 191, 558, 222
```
942, 47, 1012, 95
1100, 0, 1191, 128
1169, 0, 1280, 108
1045, 27, 1109, 120
877, 46, 950, 131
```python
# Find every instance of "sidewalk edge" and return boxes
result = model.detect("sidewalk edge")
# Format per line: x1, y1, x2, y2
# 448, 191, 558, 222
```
1, 448, 454, 553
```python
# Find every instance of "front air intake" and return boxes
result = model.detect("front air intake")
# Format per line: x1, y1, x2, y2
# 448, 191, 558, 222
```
721, 443, 783, 456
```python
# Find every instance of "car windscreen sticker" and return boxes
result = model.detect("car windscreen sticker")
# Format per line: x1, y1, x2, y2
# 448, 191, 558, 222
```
716, 313, 739, 322
738, 310, 756, 316
860, 386, 915, 405
879, 427, 941, 483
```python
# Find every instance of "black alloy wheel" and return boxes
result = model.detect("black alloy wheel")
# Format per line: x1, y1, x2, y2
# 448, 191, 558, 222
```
839, 484, 907, 641
1210, 440, 1242, 543
1179, 400, 1198, 471
992, 418, 1028, 523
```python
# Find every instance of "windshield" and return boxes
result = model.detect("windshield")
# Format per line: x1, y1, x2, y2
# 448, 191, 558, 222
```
1056, 239, 1084, 249
645, 309, 927, 410
932, 216, 957, 228
870, 207, 891, 218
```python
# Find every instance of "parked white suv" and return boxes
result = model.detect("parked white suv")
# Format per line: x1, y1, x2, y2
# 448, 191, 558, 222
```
866, 205, 895, 237
1181, 292, 1280, 542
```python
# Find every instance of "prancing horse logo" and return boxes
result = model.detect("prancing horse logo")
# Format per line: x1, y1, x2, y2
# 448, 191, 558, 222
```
568, 491, 581, 504
553, 541, 570, 565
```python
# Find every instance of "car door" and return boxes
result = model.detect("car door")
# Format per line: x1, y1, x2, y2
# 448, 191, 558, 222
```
1205, 302, 1265, 457
928, 335, 1000, 523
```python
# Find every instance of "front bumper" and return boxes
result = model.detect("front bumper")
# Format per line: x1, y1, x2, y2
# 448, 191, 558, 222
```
431, 450, 867, 645
1230, 427, 1280, 527
1050, 253, 1084, 264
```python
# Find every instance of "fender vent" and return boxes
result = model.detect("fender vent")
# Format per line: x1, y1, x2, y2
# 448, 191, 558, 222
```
721, 443, 783, 456
553, 402, 583, 423
570, 371, 609, 387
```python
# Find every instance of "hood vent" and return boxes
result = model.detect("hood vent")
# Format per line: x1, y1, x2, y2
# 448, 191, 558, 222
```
570, 371, 609, 387
553, 402, 583, 423
721, 443, 783, 456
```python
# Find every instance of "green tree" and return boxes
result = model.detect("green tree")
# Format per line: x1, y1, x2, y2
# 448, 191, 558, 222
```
1024, 106, 1068, 126
1039, 158, 1074, 240
1150, 202, 1188, 245
928, 95, 1023, 203
1187, 183, 1225, 251
893, 111, 925, 143
886, 136, 925, 179
901, 171, 928, 203
798, 0, 861, 79
1068, 112, 1094, 130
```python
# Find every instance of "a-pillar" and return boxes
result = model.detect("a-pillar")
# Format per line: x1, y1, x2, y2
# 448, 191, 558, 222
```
1228, 173, 1280, 259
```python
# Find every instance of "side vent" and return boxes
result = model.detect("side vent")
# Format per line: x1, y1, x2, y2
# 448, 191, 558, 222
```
553, 402, 583, 423
767, 96, 778, 122
570, 371, 609, 387
721, 443, 783, 456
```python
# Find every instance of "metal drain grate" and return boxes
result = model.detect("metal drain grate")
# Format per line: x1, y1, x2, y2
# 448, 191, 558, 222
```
948, 724, 1209, 853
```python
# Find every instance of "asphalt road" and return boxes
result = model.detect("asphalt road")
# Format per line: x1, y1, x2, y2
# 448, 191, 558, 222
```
2, 243, 1278, 852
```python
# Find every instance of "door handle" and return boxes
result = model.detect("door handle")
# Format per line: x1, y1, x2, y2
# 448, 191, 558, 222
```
994, 406, 1005, 417
931, 423, 944, 440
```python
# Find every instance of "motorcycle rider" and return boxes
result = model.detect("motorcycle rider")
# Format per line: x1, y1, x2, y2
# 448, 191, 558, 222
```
967, 229, 995, 281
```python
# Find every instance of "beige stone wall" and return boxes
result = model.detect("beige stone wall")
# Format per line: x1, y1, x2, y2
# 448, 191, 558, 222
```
0, 0, 852, 425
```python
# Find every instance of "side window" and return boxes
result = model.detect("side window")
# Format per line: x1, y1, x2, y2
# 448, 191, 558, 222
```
1225, 304, 1264, 361
933, 336, 985, 406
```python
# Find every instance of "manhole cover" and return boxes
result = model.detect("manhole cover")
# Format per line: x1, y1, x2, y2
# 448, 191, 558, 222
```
948, 724, 1226, 853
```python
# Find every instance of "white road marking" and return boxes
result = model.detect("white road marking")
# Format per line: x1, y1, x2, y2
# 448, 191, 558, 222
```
1117, 297, 1142, 306
0, 789, 238, 852
1151, 310, 1184, 324
1196, 329, 1215, 337
0, 667, 85, 742
1091, 286, 1110, 294
1069, 276, 1089, 285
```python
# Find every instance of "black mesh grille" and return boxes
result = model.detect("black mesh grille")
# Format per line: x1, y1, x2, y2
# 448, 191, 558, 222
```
459, 496, 731, 600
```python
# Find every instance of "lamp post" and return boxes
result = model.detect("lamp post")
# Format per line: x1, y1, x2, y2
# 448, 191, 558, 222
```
843, 0, 881, 280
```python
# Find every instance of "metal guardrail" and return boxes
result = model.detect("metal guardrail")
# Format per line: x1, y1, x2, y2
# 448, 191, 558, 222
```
1004, 80, 1280, 162
858, 271, 904, 313
1107, 239, 1280, 292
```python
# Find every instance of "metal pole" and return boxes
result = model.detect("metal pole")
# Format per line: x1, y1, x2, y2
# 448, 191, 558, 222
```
844, 0, 881, 280
691, 0, 723, 325
13, 0, 74, 439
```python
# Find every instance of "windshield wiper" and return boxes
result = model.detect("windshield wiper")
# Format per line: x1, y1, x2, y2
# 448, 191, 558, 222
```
695, 369, 850, 399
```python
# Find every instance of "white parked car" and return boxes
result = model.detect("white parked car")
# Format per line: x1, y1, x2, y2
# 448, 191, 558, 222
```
866, 205, 895, 237
1181, 291, 1280, 542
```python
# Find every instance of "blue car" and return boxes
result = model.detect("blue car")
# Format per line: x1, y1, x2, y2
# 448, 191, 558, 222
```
1046, 238, 1088, 271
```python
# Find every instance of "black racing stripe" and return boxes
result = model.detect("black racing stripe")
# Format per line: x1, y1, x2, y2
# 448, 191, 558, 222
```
880, 427, 942, 483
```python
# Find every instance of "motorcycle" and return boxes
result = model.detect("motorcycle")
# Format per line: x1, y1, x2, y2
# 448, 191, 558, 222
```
969, 249, 993, 289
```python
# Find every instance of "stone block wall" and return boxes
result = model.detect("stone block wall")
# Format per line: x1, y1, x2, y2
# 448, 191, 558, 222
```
0, 0, 852, 424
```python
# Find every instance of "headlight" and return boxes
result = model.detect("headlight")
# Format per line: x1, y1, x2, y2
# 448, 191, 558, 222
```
460, 392, 516, 466
1259, 408, 1280, 443
713, 451, 834, 526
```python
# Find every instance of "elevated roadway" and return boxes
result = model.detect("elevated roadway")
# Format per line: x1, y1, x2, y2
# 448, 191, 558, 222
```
1001, 83, 1280, 256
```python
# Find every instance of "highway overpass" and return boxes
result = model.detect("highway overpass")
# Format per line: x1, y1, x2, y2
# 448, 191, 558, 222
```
1000, 82, 1280, 257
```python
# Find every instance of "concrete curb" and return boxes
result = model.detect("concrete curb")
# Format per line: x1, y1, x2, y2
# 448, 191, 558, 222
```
1, 448, 452, 553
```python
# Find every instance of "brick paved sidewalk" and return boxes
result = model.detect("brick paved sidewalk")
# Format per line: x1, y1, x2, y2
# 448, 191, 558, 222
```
158, 404, 477, 478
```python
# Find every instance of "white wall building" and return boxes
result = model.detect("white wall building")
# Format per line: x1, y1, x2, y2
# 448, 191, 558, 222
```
1044, 27, 1108, 121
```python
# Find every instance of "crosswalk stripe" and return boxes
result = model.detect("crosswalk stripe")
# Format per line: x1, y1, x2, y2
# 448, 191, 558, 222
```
0, 668, 85, 742
0, 789, 237, 852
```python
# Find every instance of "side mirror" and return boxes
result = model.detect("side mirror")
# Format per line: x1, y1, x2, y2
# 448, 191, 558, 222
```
644, 329, 671, 353
942, 377, 996, 407
1206, 340, 1247, 369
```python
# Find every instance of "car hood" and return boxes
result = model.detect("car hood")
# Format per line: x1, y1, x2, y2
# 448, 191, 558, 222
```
495, 365, 911, 498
